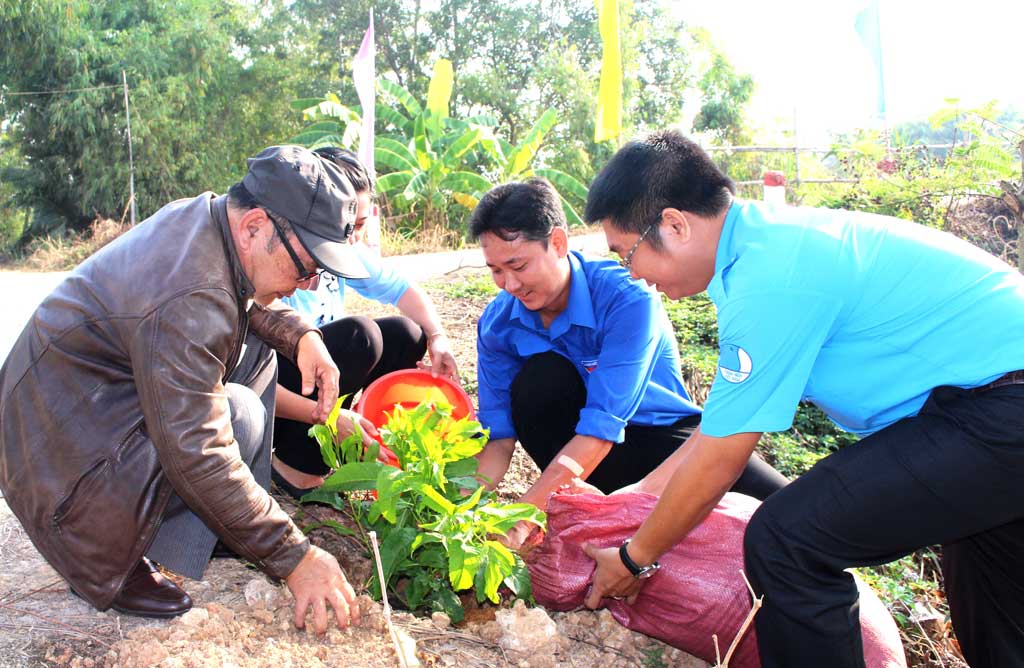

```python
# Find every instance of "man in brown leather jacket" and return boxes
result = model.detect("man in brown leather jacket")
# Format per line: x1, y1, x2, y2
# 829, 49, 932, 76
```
0, 145, 363, 634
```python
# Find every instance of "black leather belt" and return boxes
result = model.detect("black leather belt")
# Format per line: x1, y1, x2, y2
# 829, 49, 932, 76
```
971, 369, 1024, 394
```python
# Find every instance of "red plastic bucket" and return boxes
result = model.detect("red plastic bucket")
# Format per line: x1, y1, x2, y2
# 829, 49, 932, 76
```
355, 369, 474, 471
355, 368, 474, 430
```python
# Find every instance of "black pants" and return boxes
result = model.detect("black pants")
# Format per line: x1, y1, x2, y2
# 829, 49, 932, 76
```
509, 351, 788, 498
274, 315, 426, 475
744, 383, 1024, 668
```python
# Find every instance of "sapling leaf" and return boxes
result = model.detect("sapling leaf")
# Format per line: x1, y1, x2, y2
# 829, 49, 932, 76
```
405, 571, 433, 610
416, 483, 456, 515
339, 419, 364, 464
503, 557, 534, 601
365, 440, 381, 463
415, 543, 449, 571
431, 587, 465, 624
379, 526, 419, 587
302, 519, 356, 537
475, 540, 515, 604
444, 458, 479, 478
308, 424, 339, 469
455, 486, 485, 514
447, 540, 481, 590
411, 533, 442, 553
320, 462, 383, 492
372, 467, 410, 524
296, 488, 346, 511
326, 396, 347, 439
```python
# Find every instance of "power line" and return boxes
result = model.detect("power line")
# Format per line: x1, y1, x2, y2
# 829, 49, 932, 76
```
2, 84, 122, 97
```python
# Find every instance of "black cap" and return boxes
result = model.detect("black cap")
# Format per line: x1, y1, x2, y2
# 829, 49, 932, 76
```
243, 145, 369, 279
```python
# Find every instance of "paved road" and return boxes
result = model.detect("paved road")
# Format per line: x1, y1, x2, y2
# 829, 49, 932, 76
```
0, 231, 609, 363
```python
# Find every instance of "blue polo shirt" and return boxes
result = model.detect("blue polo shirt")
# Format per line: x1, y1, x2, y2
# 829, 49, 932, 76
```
477, 251, 701, 443
281, 244, 409, 326
702, 199, 1024, 438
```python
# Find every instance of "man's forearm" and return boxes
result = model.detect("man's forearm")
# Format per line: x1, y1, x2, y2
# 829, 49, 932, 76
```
476, 438, 516, 490
519, 433, 613, 511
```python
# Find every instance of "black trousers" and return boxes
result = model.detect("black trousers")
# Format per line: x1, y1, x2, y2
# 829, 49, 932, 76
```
744, 383, 1024, 668
509, 351, 788, 498
273, 315, 426, 475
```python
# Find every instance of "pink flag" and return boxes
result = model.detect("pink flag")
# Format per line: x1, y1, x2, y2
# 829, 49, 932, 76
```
352, 10, 379, 250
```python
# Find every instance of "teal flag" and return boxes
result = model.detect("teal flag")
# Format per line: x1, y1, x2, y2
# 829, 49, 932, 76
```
855, 0, 886, 117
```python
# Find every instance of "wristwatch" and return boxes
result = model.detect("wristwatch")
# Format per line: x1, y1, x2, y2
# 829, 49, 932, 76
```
619, 539, 661, 579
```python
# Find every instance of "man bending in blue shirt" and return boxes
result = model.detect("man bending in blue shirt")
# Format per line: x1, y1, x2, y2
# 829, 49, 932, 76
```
471, 178, 786, 547
583, 129, 1024, 668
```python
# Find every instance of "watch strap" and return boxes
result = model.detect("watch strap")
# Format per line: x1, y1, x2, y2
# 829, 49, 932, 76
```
619, 539, 658, 577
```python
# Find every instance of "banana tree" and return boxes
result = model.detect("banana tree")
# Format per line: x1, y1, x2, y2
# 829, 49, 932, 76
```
467, 107, 589, 226
289, 59, 589, 233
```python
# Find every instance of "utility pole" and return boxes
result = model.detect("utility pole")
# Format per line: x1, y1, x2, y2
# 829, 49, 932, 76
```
122, 70, 136, 226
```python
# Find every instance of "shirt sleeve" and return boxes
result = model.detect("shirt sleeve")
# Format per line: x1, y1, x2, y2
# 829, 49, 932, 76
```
475, 314, 524, 441
700, 289, 842, 437
575, 286, 663, 443
346, 245, 410, 306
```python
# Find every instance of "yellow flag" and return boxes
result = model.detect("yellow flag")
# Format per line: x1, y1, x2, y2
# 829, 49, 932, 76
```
426, 58, 454, 120
594, 0, 622, 142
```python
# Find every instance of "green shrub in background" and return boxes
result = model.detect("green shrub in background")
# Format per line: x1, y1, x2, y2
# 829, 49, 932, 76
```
803, 102, 1022, 228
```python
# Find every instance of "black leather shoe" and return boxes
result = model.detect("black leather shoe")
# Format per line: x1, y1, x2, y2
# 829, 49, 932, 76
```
110, 557, 192, 618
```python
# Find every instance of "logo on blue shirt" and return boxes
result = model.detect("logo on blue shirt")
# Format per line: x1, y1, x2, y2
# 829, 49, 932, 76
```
719, 344, 753, 383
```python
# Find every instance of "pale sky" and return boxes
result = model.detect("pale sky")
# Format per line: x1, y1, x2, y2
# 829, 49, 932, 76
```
671, 0, 1024, 143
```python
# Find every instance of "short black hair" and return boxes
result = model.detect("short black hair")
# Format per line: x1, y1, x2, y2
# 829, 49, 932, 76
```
469, 178, 566, 245
313, 146, 374, 195
226, 181, 296, 250
585, 129, 734, 249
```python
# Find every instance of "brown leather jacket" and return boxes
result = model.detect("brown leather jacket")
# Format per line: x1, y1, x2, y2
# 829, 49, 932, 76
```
0, 194, 313, 610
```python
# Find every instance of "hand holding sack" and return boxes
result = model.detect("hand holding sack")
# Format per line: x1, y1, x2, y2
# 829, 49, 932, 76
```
525, 491, 907, 668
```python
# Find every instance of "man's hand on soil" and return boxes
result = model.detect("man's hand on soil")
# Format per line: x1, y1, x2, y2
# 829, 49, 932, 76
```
285, 545, 358, 633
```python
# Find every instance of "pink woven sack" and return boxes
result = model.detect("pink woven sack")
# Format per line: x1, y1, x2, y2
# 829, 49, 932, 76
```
525, 491, 907, 668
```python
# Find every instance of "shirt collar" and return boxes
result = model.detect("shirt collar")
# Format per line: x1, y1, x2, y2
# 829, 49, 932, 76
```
509, 250, 596, 337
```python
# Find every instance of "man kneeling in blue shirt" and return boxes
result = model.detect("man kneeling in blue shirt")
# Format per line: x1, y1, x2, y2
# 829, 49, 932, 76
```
470, 178, 787, 547
583, 129, 1024, 668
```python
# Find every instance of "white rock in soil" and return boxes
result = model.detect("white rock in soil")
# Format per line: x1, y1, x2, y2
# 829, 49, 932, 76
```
179, 607, 210, 626
496, 599, 559, 667
244, 577, 278, 608
430, 611, 451, 630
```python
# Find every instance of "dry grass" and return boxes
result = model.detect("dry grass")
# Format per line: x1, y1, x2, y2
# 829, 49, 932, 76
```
378, 220, 472, 257
14, 218, 131, 272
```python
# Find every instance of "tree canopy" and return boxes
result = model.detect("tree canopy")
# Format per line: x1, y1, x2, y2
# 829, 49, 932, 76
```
0, 0, 754, 241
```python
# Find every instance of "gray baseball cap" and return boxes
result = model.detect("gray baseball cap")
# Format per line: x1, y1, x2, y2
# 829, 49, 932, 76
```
243, 145, 369, 279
